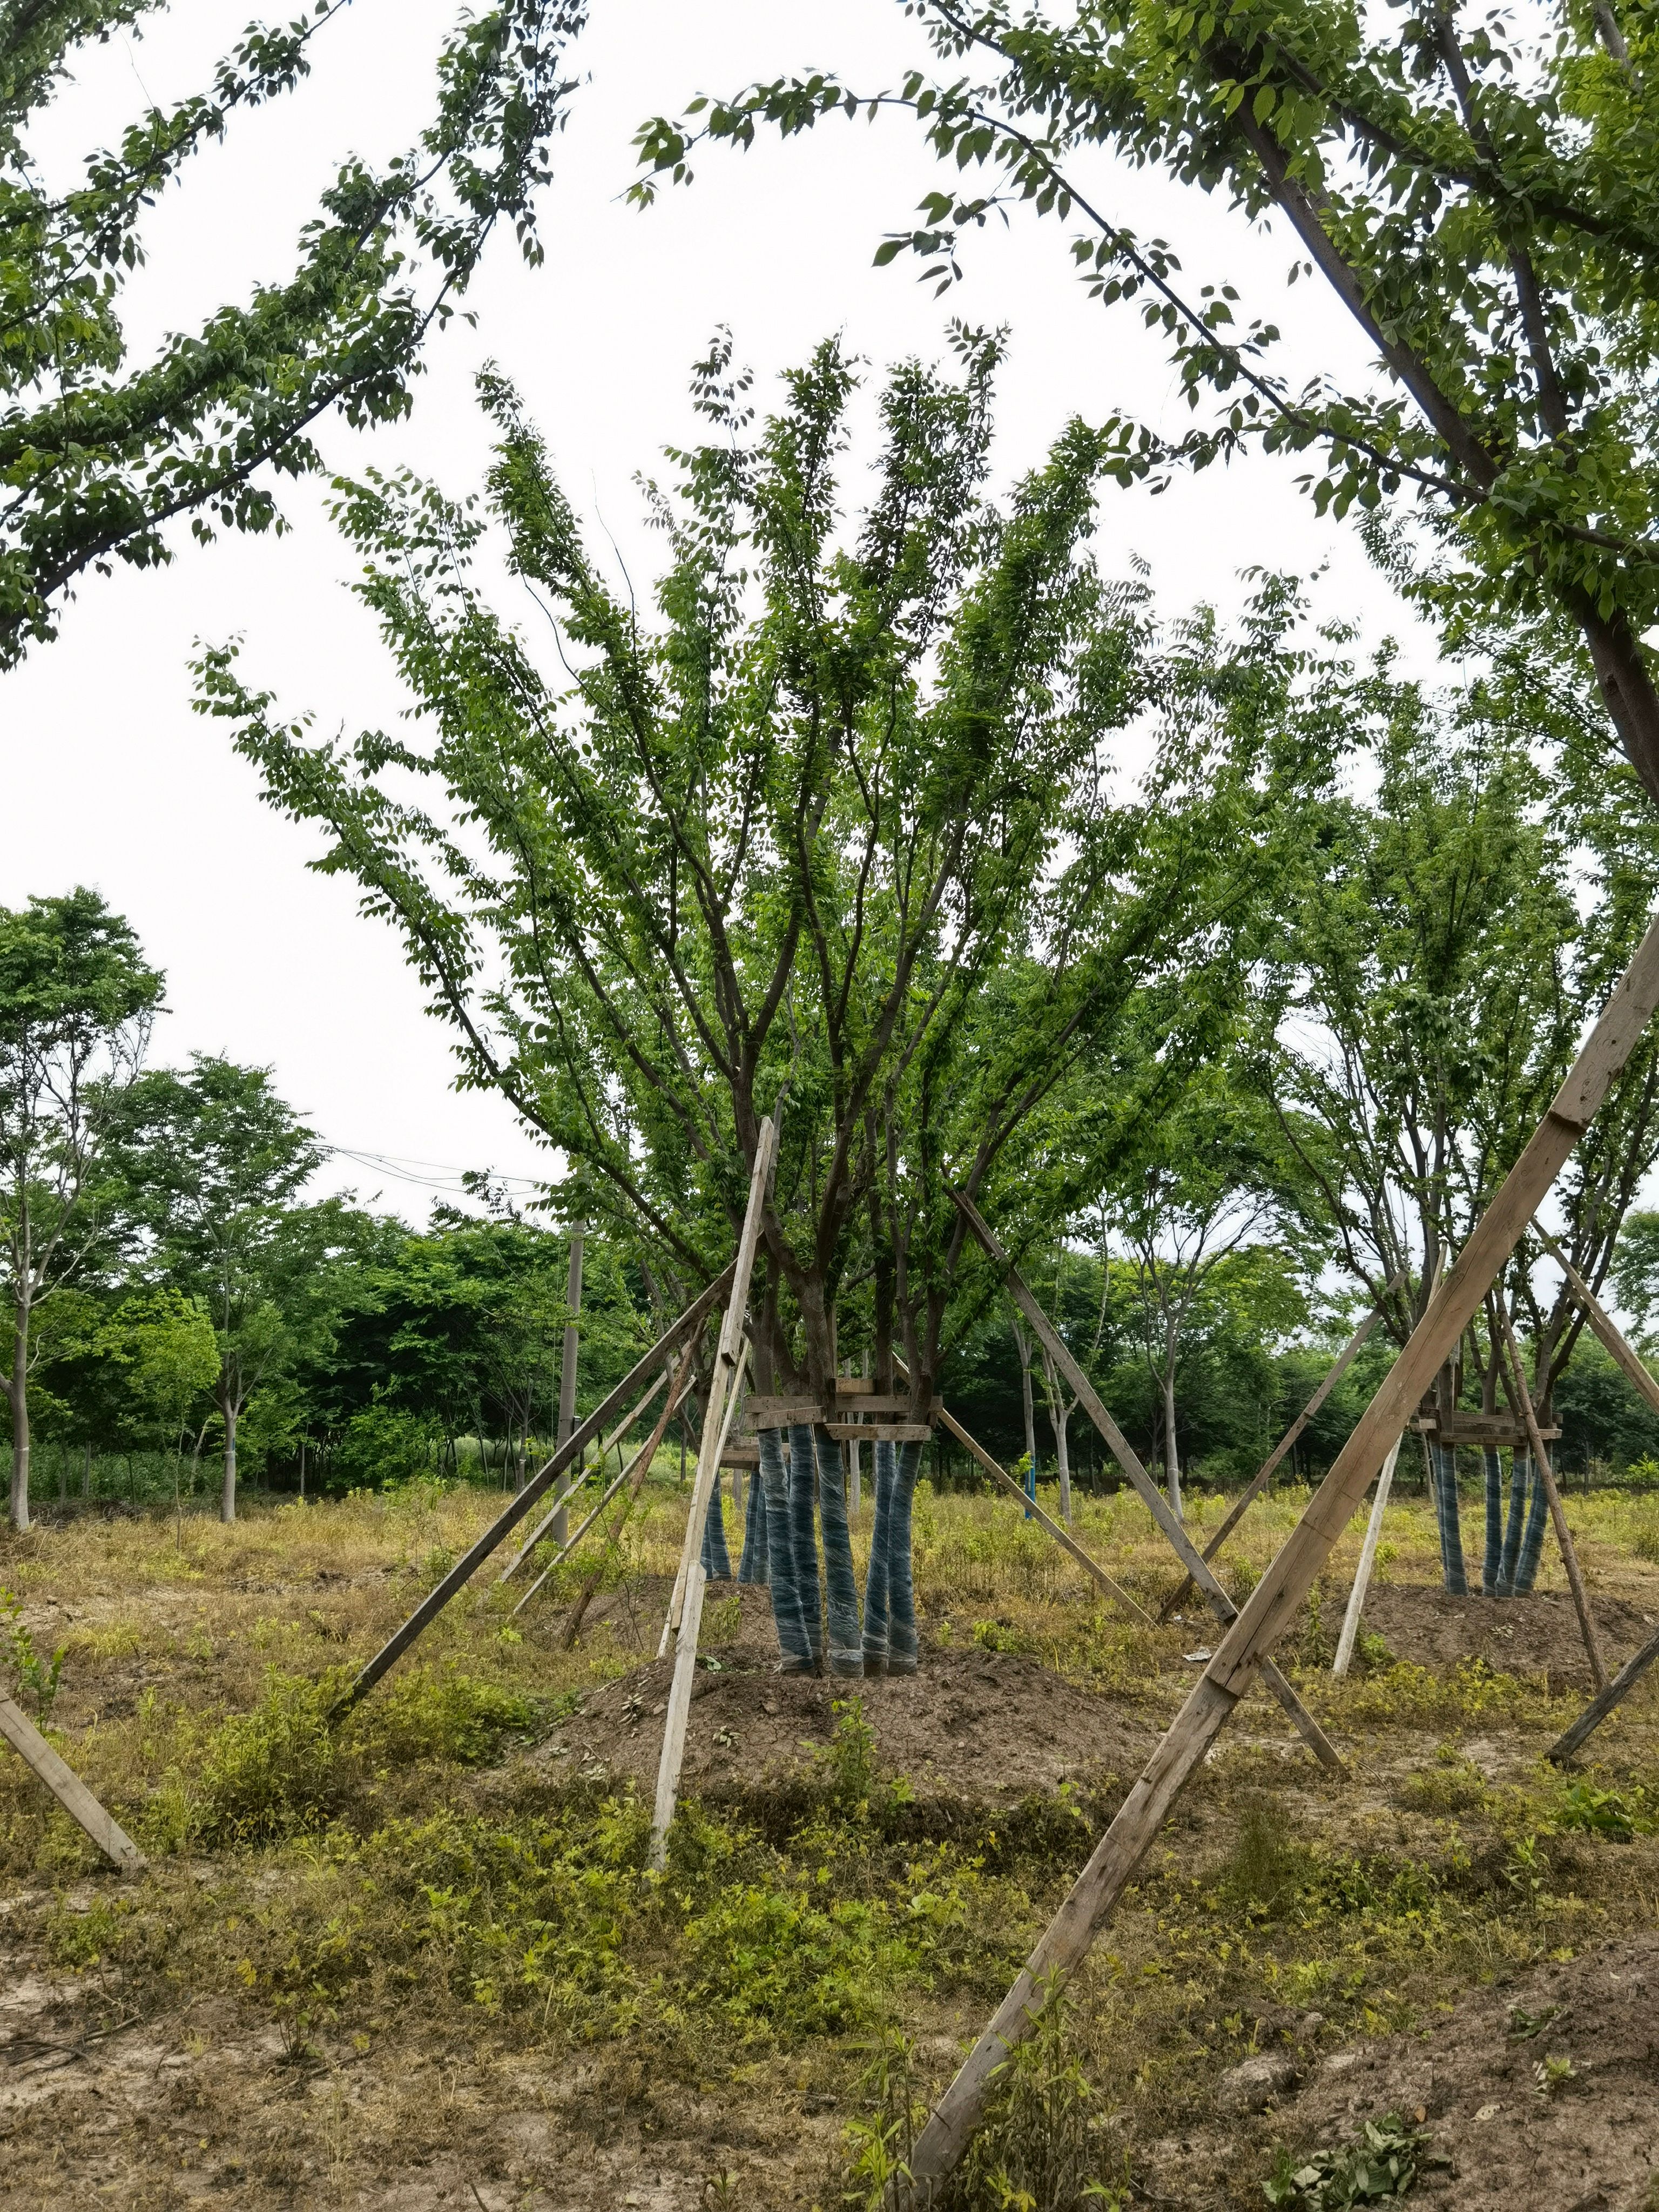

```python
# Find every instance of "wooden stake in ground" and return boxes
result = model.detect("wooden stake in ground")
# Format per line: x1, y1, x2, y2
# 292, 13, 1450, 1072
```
951, 1192, 1343, 1771
1495, 1302, 1607, 1693
1159, 1273, 1404, 1621
903, 909, 1659, 2196
0, 1695, 144, 1872
333, 1265, 735, 1716
656, 1342, 753, 1660
1331, 1433, 1403, 1678
650, 1121, 777, 1866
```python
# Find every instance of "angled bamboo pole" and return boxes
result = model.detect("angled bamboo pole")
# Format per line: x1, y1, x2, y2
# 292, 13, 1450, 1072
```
1159, 1272, 1405, 1621
1549, 1618, 1659, 1763
907, 1374, 1150, 1626
903, 911, 1659, 2196
555, 1347, 697, 1646
498, 1366, 672, 1582
332, 1265, 735, 1717
1531, 1219, 1659, 1419
511, 1353, 694, 1619
1331, 1434, 1402, 1678
1495, 1302, 1607, 1692
951, 1192, 1343, 1771
0, 1695, 145, 1872
650, 1121, 777, 1865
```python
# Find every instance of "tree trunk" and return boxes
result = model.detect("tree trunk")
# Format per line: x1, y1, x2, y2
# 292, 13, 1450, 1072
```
8, 1301, 29, 1533
1054, 1402, 1073, 1524
1162, 1364, 1182, 1522
1015, 1321, 1038, 1515
82, 1438, 92, 1500
220, 1395, 238, 1524
551, 1225, 584, 1542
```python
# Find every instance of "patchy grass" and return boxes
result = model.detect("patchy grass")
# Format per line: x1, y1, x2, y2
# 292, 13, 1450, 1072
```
2, 1472, 1659, 2206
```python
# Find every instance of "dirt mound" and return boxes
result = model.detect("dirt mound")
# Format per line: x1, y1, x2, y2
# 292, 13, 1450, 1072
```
1340, 1582, 1657, 1693
1197, 1931, 1659, 2208
528, 1628, 1156, 1808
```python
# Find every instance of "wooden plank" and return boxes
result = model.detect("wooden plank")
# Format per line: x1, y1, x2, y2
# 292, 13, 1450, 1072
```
332, 1265, 735, 1716
949, 1190, 1344, 1772
904, 908, 1659, 2195
746, 1396, 821, 1427
1158, 1272, 1404, 1621
0, 1695, 144, 1872
823, 1421, 932, 1442
1496, 1303, 1607, 1692
1549, 1618, 1659, 1763
1532, 1219, 1659, 1420
497, 1366, 671, 1581
1416, 1411, 1560, 1444
650, 1121, 777, 1864
1331, 1434, 1403, 1678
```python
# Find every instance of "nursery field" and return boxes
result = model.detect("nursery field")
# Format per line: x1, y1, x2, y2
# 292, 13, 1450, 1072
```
2, 1473, 1659, 2210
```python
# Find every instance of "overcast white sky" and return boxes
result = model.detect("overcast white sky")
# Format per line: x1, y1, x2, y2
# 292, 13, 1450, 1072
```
1, 0, 1431, 1220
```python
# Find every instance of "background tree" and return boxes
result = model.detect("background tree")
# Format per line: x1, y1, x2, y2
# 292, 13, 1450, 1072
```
1105, 1064, 1282, 1518
95, 1286, 218, 1534
0, 887, 161, 1529
1, 0, 585, 662
114, 1056, 321, 1520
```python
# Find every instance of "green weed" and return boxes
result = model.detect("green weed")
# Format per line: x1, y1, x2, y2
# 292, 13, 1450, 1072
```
1264, 2114, 1438, 2208
0, 1588, 65, 1720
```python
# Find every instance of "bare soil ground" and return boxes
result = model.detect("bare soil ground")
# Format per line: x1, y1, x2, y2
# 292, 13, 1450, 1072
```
529, 1584, 1156, 1807
1155, 1931, 1659, 2211
1345, 1581, 1659, 1694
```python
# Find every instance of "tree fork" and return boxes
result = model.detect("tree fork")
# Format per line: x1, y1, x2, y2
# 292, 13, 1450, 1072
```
906, 911, 1659, 2196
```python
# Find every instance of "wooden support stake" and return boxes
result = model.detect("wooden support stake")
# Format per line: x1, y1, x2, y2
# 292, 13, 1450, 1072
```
1496, 1303, 1607, 1692
1331, 1434, 1403, 1678
0, 1695, 144, 1872
1531, 1220, 1659, 1420
511, 1355, 694, 1619
1549, 1617, 1659, 1764
905, 911, 1659, 2195
498, 1366, 671, 1582
333, 1265, 735, 1716
650, 1122, 777, 1865
1159, 1273, 1404, 1621
950, 1191, 1343, 1772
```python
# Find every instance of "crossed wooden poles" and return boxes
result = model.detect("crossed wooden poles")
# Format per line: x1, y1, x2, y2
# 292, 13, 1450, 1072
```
896, 911, 1659, 2195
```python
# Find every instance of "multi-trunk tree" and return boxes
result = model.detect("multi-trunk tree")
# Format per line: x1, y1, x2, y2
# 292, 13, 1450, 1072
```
1266, 684, 1659, 1594
199, 333, 1302, 1675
